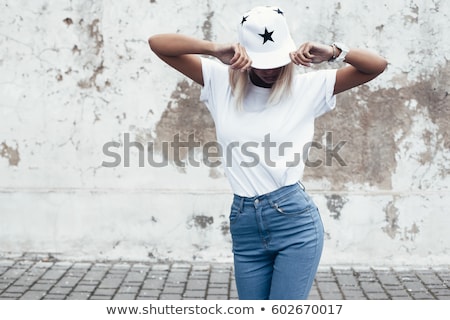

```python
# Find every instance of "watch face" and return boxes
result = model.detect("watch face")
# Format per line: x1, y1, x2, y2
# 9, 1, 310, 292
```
334, 42, 349, 53
333, 42, 349, 62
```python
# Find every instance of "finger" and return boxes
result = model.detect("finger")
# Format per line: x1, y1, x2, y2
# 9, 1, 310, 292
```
303, 50, 315, 60
291, 50, 311, 67
230, 44, 247, 67
301, 42, 316, 60
293, 43, 313, 63
241, 58, 252, 72
229, 44, 240, 65
231, 52, 245, 69
232, 44, 251, 71
238, 46, 252, 71
290, 52, 300, 65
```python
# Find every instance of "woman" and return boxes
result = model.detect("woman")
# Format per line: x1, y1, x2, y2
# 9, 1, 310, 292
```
149, 6, 387, 299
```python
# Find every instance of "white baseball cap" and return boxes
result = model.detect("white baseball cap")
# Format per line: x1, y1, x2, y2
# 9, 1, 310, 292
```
238, 6, 296, 69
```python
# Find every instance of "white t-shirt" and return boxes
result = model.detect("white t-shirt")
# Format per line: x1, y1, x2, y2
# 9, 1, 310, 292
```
200, 57, 337, 197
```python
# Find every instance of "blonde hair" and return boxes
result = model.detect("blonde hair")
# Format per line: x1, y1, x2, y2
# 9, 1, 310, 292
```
228, 63, 295, 109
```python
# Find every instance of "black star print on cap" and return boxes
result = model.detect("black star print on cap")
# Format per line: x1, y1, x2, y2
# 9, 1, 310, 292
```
274, 8, 284, 15
241, 15, 248, 25
259, 27, 274, 44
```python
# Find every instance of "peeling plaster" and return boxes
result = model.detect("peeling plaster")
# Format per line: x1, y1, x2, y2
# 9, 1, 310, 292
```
325, 194, 348, 220
220, 220, 229, 236
77, 60, 108, 91
188, 215, 214, 230
202, 6, 214, 41
151, 80, 219, 176
382, 201, 401, 239
65, 15, 110, 92
86, 18, 104, 55
63, 17, 73, 26
402, 222, 420, 241
157, 80, 216, 143
0, 142, 20, 166
305, 62, 450, 189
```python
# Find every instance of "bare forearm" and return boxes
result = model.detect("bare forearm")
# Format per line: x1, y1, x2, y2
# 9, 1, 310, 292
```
149, 33, 251, 72
343, 48, 387, 75
333, 47, 388, 94
291, 42, 387, 76
148, 34, 215, 57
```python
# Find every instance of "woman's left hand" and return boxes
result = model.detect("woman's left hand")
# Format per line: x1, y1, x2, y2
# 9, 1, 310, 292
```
290, 42, 334, 67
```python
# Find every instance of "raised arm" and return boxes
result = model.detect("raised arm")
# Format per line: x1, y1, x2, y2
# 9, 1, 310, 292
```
290, 42, 388, 95
148, 34, 252, 86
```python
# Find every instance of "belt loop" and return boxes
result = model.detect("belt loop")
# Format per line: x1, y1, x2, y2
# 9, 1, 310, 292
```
297, 180, 306, 191
239, 197, 244, 212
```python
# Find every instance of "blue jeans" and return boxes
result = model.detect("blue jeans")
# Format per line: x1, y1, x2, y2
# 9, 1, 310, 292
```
230, 182, 324, 300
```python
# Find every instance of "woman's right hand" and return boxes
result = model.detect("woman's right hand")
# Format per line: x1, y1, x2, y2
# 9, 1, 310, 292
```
213, 43, 252, 72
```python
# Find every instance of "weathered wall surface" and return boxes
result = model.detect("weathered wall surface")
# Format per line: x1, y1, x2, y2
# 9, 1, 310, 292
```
0, 0, 449, 266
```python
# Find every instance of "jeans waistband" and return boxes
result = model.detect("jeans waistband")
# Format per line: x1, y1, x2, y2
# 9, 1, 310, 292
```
233, 181, 306, 206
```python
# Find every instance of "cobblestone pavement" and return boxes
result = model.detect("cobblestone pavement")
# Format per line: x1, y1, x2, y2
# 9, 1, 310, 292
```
0, 257, 449, 300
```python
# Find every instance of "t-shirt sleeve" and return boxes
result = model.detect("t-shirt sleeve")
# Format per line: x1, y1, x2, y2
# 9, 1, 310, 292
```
199, 57, 213, 103
313, 69, 337, 118
199, 57, 228, 119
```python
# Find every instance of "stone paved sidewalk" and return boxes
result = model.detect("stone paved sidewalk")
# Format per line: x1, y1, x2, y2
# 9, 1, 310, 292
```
0, 257, 449, 300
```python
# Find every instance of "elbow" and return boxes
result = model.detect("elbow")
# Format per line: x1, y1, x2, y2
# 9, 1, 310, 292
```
148, 35, 157, 53
367, 57, 388, 77
377, 57, 388, 75
148, 34, 164, 54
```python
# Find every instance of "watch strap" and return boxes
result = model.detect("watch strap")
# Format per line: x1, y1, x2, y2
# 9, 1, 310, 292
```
329, 42, 349, 62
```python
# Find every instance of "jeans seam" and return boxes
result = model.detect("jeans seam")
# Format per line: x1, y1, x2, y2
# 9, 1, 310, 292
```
268, 188, 299, 204
301, 209, 322, 298
270, 202, 315, 216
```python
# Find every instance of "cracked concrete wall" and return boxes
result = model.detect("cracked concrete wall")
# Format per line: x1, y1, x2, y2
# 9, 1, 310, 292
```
0, 0, 449, 265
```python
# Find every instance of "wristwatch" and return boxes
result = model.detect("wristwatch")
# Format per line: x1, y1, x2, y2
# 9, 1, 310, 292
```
330, 42, 349, 62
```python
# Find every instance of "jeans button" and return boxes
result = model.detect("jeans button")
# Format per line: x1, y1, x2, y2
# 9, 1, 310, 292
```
254, 199, 259, 205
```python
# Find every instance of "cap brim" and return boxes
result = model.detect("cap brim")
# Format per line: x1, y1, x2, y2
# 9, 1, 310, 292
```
247, 40, 296, 69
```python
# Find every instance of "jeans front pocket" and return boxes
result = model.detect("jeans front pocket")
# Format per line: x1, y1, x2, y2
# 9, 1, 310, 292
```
270, 189, 314, 216
229, 203, 241, 225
